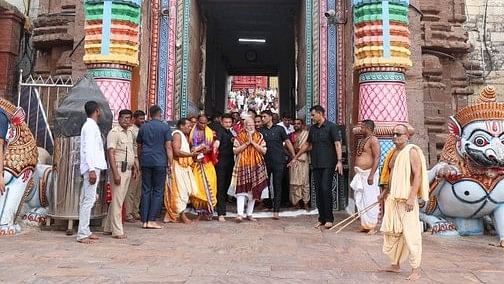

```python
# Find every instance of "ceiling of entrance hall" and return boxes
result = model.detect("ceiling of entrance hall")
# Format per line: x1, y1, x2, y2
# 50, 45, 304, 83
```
199, 0, 300, 74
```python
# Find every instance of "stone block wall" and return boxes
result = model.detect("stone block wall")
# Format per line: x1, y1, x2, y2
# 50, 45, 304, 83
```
0, 1, 23, 100
465, 0, 504, 101
419, 0, 472, 165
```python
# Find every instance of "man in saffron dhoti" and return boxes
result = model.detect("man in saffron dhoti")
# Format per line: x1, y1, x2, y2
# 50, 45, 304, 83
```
189, 114, 218, 220
228, 117, 268, 222
350, 119, 380, 234
378, 124, 429, 281
164, 118, 199, 224
288, 119, 310, 209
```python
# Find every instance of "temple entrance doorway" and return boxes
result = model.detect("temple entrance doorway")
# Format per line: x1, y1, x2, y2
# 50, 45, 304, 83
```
196, 0, 305, 118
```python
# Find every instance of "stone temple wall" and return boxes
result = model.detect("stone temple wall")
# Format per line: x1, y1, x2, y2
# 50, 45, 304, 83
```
419, 0, 472, 165
465, 0, 504, 102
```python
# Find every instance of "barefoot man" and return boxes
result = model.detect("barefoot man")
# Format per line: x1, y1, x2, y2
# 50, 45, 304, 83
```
350, 119, 380, 234
378, 124, 429, 281
164, 118, 199, 224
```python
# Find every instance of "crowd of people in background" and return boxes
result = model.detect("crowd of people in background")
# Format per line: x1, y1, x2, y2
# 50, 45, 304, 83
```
227, 88, 280, 114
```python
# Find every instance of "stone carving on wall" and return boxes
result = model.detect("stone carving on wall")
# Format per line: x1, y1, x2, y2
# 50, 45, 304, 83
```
420, 0, 472, 165
31, 3, 76, 78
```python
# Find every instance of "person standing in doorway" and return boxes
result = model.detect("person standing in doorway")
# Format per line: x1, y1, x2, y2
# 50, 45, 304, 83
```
237, 92, 245, 110
77, 101, 107, 244
260, 110, 296, 219
289, 105, 343, 229
289, 119, 310, 209
124, 110, 145, 222
103, 109, 138, 239
350, 119, 381, 234
137, 105, 173, 229
215, 114, 235, 222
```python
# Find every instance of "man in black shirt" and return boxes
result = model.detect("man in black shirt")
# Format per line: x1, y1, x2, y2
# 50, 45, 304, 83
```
208, 112, 223, 132
260, 110, 296, 219
289, 105, 343, 229
215, 113, 235, 222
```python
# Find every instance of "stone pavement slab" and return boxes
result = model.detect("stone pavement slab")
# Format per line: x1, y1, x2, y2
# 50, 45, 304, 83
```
0, 214, 503, 283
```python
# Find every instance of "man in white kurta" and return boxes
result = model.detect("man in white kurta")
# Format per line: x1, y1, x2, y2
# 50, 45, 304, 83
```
77, 101, 107, 244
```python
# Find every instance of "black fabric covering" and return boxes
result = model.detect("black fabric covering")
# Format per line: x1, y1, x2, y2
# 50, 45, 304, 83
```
53, 76, 113, 137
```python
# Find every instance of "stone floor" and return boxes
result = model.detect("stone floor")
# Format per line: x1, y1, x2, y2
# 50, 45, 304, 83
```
1, 213, 503, 283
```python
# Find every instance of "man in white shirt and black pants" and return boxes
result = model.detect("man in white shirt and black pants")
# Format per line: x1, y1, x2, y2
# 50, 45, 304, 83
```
77, 101, 107, 244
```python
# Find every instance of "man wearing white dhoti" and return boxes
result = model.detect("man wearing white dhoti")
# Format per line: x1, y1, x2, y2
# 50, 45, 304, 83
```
350, 120, 380, 234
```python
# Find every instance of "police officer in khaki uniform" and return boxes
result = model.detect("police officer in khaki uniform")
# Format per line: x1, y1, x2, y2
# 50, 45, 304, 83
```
103, 109, 138, 239
124, 110, 145, 222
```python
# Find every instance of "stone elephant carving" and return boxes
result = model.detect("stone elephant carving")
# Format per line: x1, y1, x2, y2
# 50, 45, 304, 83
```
421, 86, 504, 246
21, 163, 53, 226
0, 98, 38, 236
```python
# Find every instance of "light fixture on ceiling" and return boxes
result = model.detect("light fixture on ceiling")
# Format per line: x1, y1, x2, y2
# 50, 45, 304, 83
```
238, 38, 266, 44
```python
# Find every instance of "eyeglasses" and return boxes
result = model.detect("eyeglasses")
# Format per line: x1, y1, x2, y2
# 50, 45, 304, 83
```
393, 132, 406, 137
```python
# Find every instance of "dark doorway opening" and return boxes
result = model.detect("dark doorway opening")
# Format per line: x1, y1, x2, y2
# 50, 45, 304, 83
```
199, 0, 301, 117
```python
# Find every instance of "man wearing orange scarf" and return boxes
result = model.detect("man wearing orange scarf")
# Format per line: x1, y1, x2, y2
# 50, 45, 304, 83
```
228, 116, 268, 221
189, 114, 218, 220
378, 125, 429, 281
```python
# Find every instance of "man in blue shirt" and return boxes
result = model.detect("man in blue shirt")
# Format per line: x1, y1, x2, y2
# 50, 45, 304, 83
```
137, 105, 173, 229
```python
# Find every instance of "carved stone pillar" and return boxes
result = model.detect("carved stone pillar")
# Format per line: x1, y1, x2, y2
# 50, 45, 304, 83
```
83, 0, 141, 119
352, 0, 412, 163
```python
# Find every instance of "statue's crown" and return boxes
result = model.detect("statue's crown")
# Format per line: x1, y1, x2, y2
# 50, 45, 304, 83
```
453, 86, 504, 127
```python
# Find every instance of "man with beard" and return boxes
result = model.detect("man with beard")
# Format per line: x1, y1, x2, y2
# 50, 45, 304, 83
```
289, 105, 342, 229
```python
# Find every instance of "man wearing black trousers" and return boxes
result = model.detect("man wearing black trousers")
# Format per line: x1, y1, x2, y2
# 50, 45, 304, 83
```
289, 105, 343, 229
215, 114, 235, 222
259, 110, 296, 220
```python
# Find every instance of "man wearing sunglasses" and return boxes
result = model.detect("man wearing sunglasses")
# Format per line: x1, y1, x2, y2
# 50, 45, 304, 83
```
378, 124, 429, 281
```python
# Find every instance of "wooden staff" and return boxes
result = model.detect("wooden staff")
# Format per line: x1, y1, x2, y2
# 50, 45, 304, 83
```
329, 201, 380, 233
